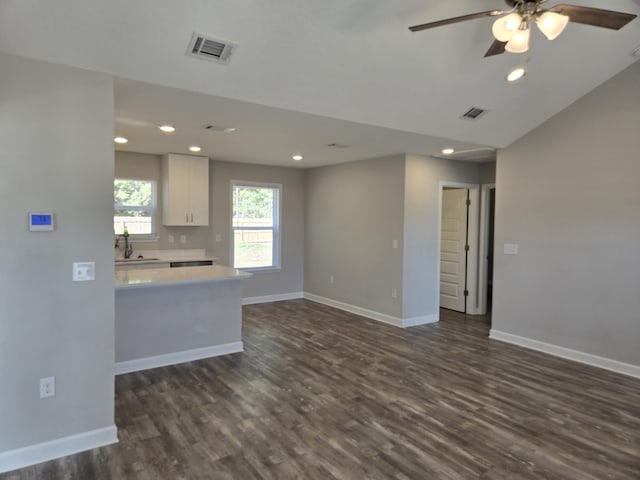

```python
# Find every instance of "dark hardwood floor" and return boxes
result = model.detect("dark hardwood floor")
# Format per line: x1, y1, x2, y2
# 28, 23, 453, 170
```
3, 300, 639, 479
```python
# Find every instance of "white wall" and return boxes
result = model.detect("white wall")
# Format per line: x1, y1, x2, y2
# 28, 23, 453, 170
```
0, 54, 116, 456
492, 61, 640, 369
403, 155, 482, 319
211, 161, 305, 300
304, 155, 406, 318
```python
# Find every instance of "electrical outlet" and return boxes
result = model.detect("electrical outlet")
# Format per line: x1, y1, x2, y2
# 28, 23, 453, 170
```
72, 262, 95, 282
168, 235, 174, 244
329, 275, 334, 284
180, 235, 187, 244
391, 288, 398, 299
40, 377, 55, 398
503, 243, 519, 255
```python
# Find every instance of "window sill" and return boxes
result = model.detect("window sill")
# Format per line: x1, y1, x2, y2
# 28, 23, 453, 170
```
116, 235, 159, 243
237, 266, 282, 274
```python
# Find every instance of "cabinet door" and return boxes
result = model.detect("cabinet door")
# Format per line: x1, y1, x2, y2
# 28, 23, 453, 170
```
162, 155, 191, 226
189, 156, 209, 225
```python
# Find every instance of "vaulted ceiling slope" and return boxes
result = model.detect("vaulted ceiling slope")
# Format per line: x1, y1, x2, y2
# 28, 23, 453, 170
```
1, 0, 638, 157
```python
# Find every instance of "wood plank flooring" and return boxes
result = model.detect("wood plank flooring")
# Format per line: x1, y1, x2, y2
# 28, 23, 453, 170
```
3, 300, 639, 479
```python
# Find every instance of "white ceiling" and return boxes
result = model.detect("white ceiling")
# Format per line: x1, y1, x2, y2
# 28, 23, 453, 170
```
1, 0, 639, 167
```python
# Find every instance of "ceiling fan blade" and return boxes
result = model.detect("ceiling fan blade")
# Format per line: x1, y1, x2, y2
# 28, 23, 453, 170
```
549, 4, 637, 30
409, 10, 503, 32
484, 40, 507, 57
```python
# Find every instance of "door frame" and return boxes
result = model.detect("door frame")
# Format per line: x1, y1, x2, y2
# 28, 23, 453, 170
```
478, 183, 495, 315
437, 181, 480, 314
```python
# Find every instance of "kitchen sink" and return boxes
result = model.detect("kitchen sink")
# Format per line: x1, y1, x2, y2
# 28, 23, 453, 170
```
115, 257, 160, 263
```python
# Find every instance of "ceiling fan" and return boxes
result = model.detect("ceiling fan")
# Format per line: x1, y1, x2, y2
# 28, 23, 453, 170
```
409, 0, 637, 57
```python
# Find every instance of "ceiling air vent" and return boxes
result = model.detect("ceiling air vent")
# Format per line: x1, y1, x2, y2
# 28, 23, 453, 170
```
326, 143, 350, 148
461, 107, 488, 121
203, 124, 236, 133
186, 33, 236, 65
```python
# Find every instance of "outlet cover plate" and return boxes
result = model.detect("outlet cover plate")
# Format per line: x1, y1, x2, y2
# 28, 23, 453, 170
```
40, 376, 55, 398
73, 262, 95, 281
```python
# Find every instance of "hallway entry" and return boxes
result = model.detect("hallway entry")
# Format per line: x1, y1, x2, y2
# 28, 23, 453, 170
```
440, 188, 469, 312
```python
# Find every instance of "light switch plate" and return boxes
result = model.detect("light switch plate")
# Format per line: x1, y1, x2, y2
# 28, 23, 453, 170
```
72, 262, 95, 281
503, 243, 519, 255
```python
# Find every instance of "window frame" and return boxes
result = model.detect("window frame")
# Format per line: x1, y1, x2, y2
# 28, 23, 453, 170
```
230, 180, 282, 272
114, 178, 158, 240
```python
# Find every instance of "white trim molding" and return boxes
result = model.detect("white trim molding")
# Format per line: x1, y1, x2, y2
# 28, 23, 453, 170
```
304, 293, 438, 328
0, 425, 118, 474
402, 314, 439, 328
490, 330, 640, 379
115, 341, 243, 375
242, 292, 303, 305
437, 181, 481, 315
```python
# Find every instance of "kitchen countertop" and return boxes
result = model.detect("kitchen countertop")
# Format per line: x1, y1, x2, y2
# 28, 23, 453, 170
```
114, 248, 218, 265
115, 256, 219, 266
115, 265, 252, 290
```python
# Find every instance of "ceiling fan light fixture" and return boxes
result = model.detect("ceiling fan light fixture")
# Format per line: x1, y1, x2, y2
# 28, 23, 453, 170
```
492, 13, 522, 42
505, 26, 530, 53
536, 12, 569, 40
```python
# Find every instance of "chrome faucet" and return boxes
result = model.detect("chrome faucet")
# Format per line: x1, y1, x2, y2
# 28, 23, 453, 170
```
115, 229, 134, 259
123, 237, 133, 259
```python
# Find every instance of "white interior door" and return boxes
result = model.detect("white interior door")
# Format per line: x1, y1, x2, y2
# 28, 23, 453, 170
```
440, 188, 468, 312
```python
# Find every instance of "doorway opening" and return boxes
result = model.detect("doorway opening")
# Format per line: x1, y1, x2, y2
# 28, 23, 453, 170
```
438, 182, 480, 315
478, 184, 496, 319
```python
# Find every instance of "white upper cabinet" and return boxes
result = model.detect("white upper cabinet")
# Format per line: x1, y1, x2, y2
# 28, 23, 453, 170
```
161, 154, 209, 226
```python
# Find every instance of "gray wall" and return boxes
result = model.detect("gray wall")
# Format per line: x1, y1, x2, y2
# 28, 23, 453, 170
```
403, 155, 482, 319
115, 151, 210, 251
211, 161, 305, 299
479, 161, 496, 185
493, 61, 640, 366
304, 154, 483, 320
0, 54, 115, 451
304, 155, 406, 317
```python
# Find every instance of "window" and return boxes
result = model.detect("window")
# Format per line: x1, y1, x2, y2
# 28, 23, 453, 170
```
114, 179, 156, 236
232, 182, 281, 270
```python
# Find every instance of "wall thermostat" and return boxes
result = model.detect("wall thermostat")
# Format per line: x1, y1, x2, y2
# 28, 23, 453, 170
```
29, 213, 55, 231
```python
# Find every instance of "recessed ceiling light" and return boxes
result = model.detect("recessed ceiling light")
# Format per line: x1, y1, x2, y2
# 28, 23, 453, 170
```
189, 146, 202, 152
114, 137, 128, 144
506, 67, 526, 83
292, 155, 303, 161
159, 125, 176, 133
442, 148, 454, 155
223, 127, 236, 133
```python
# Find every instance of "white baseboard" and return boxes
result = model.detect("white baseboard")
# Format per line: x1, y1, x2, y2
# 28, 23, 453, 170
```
402, 314, 439, 327
242, 292, 303, 305
115, 341, 243, 375
490, 329, 640, 379
303, 292, 438, 328
0, 425, 118, 474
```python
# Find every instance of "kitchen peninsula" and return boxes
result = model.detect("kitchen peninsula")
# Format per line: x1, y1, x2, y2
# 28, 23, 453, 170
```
115, 265, 252, 374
